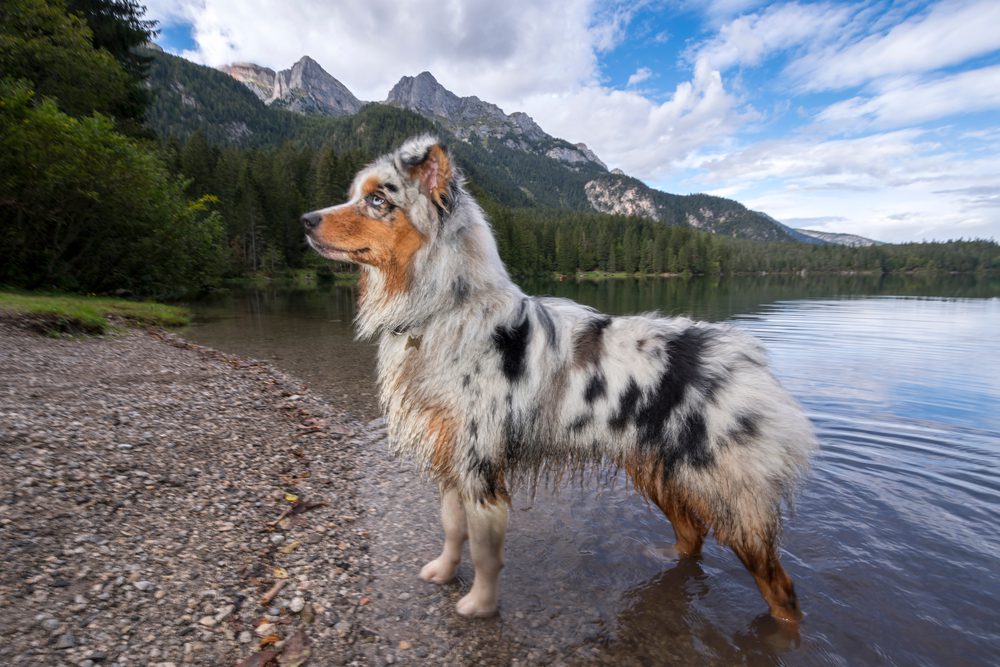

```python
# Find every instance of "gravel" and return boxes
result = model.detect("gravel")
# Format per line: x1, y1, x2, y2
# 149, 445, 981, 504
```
0, 316, 690, 666
0, 321, 374, 666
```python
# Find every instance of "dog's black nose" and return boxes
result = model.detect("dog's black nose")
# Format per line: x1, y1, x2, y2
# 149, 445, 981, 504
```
301, 212, 322, 231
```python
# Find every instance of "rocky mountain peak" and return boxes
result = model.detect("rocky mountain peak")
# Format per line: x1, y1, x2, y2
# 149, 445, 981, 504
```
385, 72, 606, 171
222, 57, 362, 116
386, 72, 506, 125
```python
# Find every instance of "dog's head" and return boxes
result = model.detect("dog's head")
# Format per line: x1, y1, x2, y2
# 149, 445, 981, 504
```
302, 134, 456, 293
302, 135, 508, 337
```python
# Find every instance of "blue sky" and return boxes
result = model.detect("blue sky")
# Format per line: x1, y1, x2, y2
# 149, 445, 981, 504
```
147, 0, 1000, 242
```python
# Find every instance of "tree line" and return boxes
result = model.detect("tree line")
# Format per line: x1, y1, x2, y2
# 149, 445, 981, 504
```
163, 131, 1000, 280
1, 0, 996, 300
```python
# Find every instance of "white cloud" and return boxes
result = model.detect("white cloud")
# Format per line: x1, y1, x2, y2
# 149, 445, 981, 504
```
683, 129, 1000, 242
788, 0, 1000, 91
690, 1, 853, 72
817, 65, 1000, 130
519, 64, 739, 178
626, 66, 653, 86
144, 0, 602, 102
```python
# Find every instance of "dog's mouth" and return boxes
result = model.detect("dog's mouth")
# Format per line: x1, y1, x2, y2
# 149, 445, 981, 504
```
306, 235, 370, 262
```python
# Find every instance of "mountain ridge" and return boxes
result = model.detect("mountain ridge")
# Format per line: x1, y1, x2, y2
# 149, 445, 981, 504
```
384, 71, 608, 171
196, 51, 839, 244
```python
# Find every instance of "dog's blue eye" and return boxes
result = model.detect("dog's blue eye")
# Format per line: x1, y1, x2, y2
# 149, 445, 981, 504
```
367, 194, 386, 207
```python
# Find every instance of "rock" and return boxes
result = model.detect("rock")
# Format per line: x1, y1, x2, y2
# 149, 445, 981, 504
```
0, 325, 372, 665
334, 620, 351, 637
255, 622, 275, 637
222, 57, 362, 116
270, 533, 285, 545
214, 604, 234, 622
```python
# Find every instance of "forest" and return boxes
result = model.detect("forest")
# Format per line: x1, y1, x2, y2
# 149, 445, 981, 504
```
1, 0, 997, 299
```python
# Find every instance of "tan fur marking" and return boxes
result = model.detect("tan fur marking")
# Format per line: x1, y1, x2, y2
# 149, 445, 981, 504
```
313, 206, 424, 298
425, 407, 458, 480
361, 176, 381, 196
621, 453, 711, 556
382, 209, 424, 297
409, 144, 452, 209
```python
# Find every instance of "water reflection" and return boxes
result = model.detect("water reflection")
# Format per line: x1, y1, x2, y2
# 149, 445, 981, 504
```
185, 275, 1000, 666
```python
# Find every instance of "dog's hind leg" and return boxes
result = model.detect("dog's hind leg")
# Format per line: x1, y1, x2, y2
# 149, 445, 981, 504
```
624, 462, 709, 557
420, 485, 467, 585
714, 502, 802, 623
656, 491, 710, 558
728, 536, 801, 623
455, 499, 508, 617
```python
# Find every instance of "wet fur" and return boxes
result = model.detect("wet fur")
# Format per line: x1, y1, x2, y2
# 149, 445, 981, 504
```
303, 135, 818, 621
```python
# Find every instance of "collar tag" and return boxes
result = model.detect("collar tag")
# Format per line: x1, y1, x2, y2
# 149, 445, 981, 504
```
405, 335, 422, 350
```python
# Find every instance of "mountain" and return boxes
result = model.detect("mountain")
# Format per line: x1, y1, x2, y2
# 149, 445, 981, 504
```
584, 172, 816, 243
160, 49, 821, 243
386, 71, 606, 171
795, 229, 882, 247
221, 56, 363, 116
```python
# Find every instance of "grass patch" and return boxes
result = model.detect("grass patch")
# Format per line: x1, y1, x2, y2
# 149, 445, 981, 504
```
0, 291, 190, 335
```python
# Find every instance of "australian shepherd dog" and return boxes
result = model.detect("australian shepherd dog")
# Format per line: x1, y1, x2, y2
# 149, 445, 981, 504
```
302, 135, 817, 622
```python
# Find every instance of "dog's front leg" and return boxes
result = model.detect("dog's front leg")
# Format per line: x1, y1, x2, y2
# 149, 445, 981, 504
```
419, 485, 467, 584
456, 499, 508, 617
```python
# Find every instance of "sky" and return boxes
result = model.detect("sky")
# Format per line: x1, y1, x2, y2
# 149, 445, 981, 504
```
145, 0, 1000, 243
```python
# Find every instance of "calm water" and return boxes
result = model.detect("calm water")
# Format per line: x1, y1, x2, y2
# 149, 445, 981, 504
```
186, 275, 999, 665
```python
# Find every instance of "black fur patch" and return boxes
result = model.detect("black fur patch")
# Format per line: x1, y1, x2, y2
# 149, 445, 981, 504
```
631, 328, 712, 444
726, 411, 761, 446
609, 327, 726, 474
533, 300, 558, 348
382, 182, 399, 193
453, 276, 470, 305
569, 414, 592, 433
492, 301, 531, 383
467, 450, 503, 503
677, 412, 711, 469
584, 373, 607, 404
468, 418, 479, 441
608, 378, 642, 431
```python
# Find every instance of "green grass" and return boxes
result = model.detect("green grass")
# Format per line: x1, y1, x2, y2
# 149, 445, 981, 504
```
0, 291, 190, 335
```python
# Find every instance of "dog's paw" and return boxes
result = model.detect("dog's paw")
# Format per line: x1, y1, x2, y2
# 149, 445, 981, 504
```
455, 591, 498, 618
419, 556, 459, 585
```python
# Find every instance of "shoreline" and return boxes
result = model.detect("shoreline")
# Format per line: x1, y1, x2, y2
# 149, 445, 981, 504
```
0, 320, 377, 666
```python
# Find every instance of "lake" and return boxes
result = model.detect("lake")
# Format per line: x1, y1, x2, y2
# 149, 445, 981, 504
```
186, 274, 999, 666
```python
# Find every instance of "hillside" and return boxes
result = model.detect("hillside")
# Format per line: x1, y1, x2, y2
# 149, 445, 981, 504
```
796, 229, 882, 247
147, 49, 812, 243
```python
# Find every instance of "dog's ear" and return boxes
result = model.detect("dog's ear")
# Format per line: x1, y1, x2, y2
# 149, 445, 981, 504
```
403, 142, 453, 212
